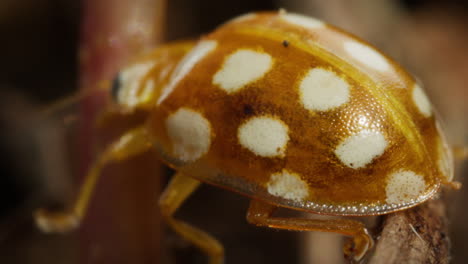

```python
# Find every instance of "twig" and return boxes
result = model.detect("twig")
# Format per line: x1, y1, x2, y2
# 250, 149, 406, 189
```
369, 197, 450, 264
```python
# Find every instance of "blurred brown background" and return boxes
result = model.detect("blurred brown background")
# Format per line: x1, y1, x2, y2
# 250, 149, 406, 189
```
0, 0, 467, 263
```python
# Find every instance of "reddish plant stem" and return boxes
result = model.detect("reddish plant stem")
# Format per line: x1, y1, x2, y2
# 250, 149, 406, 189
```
78, 0, 166, 263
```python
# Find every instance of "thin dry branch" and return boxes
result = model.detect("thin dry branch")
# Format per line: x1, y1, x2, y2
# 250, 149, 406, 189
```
369, 197, 450, 264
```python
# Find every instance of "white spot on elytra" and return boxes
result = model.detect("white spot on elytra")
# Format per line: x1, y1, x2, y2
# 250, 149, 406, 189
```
412, 83, 432, 117
436, 122, 454, 181
118, 62, 156, 107
158, 40, 217, 105
227, 12, 257, 24
165, 108, 212, 162
238, 116, 289, 157
140, 79, 155, 102
344, 41, 390, 72
335, 130, 388, 169
386, 170, 426, 204
299, 68, 350, 111
213, 49, 272, 93
267, 169, 309, 201
280, 13, 325, 30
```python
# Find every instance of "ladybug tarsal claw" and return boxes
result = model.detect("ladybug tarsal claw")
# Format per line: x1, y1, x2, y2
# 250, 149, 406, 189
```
34, 208, 80, 233
343, 231, 374, 263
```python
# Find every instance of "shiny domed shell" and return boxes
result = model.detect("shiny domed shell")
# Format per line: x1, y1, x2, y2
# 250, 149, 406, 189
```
148, 11, 453, 216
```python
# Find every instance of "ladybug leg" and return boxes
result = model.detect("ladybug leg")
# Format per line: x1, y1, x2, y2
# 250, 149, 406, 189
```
439, 146, 466, 190
453, 146, 468, 161
95, 107, 147, 129
442, 181, 462, 190
246, 199, 373, 262
159, 172, 224, 264
34, 126, 152, 233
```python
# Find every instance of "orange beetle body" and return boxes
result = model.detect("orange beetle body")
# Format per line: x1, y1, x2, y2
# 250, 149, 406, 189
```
36, 11, 460, 262
121, 12, 454, 215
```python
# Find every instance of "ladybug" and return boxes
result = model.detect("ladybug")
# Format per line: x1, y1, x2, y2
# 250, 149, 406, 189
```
35, 10, 462, 262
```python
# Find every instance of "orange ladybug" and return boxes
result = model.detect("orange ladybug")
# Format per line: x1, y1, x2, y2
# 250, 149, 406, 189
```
35, 10, 463, 262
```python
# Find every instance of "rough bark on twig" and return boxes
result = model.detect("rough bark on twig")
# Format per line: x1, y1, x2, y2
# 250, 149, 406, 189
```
369, 197, 450, 264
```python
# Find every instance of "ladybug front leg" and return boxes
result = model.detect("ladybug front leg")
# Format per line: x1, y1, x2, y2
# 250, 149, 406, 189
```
159, 172, 224, 264
34, 126, 153, 233
246, 199, 373, 262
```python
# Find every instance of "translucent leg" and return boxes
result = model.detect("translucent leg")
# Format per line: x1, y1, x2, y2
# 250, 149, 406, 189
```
35, 126, 152, 233
442, 179, 462, 190
246, 199, 373, 262
453, 146, 468, 161
159, 172, 224, 264
440, 146, 467, 190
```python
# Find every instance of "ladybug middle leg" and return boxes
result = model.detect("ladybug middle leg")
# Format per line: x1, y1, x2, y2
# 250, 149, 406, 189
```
246, 199, 374, 262
159, 172, 224, 264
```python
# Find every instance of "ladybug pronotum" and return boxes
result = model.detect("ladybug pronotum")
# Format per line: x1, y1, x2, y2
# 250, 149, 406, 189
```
35, 11, 463, 262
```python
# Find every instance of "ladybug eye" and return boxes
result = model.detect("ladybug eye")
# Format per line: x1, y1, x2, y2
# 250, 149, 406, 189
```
111, 73, 121, 102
